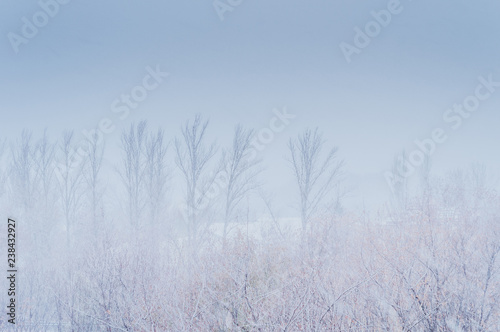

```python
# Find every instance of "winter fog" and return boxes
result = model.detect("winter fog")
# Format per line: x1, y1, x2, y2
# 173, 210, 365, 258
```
1, 0, 500, 330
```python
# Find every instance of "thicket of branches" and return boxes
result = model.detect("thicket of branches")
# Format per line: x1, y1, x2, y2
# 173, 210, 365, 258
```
0, 116, 499, 331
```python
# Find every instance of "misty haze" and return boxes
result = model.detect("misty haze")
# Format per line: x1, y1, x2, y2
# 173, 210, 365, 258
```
1, 0, 500, 331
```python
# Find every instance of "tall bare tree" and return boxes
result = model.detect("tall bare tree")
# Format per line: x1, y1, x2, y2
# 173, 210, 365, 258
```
9, 131, 58, 255
83, 130, 105, 227
33, 130, 58, 246
221, 125, 261, 242
175, 114, 218, 249
119, 121, 147, 228
34, 130, 56, 210
390, 150, 410, 212
145, 128, 170, 226
288, 128, 344, 234
10, 130, 37, 211
57, 131, 85, 247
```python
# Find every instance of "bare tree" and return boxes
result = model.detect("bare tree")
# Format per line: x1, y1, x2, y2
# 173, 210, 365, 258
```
221, 125, 261, 243
82, 130, 105, 228
288, 128, 344, 234
119, 121, 147, 228
144, 128, 170, 226
389, 150, 410, 212
57, 131, 85, 247
32, 130, 58, 248
10, 130, 57, 229
10, 130, 37, 211
175, 114, 218, 250
34, 130, 56, 209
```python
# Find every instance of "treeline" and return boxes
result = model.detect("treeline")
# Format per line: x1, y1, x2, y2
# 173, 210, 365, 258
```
0, 116, 499, 331
1, 114, 344, 249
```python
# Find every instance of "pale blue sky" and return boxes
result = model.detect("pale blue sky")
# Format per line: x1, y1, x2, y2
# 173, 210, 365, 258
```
1, 0, 499, 209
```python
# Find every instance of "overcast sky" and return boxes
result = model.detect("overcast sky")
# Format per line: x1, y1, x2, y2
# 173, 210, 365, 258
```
1, 0, 499, 210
